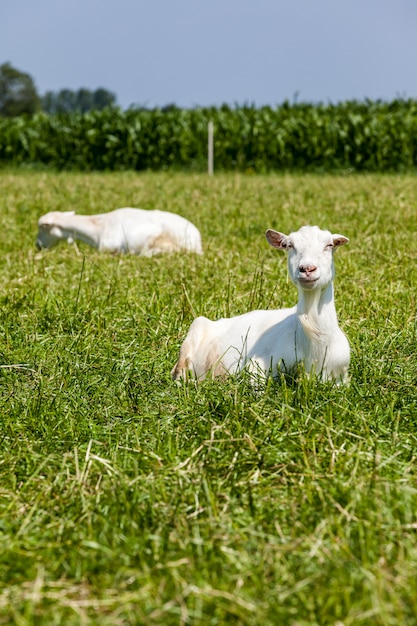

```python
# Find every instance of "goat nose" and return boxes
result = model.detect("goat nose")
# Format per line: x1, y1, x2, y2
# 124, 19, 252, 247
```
299, 264, 317, 274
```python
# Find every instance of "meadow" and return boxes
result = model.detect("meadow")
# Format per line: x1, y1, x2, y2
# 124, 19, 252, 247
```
0, 169, 416, 625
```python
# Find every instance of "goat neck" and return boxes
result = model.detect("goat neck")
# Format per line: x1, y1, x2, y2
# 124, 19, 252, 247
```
296, 282, 338, 340
58, 214, 102, 248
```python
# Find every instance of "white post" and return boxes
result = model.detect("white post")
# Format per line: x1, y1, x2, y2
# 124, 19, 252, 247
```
208, 121, 214, 176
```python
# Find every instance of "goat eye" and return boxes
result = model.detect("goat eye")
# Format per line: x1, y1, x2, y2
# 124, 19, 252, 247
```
325, 243, 333, 250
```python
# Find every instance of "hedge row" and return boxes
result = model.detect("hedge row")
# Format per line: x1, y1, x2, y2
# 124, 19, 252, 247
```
0, 100, 416, 172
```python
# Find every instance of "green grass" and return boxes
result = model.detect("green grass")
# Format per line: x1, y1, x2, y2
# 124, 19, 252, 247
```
0, 170, 417, 625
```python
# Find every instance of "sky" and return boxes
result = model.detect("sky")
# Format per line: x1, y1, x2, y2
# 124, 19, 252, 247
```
1, 0, 416, 109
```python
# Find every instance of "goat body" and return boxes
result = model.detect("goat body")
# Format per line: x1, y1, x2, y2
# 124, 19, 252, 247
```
172, 225, 350, 384
36, 207, 203, 255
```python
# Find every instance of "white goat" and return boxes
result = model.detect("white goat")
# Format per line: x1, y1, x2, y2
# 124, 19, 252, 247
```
36, 207, 203, 256
171, 225, 350, 384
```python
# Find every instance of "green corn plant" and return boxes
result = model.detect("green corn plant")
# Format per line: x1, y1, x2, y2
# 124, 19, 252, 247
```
0, 100, 416, 171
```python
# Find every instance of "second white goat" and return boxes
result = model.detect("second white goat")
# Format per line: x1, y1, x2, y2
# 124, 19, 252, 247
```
171, 225, 350, 384
36, 207, 203, 255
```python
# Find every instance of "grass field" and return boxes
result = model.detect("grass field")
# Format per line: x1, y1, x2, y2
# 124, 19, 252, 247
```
0, 170, 416, 625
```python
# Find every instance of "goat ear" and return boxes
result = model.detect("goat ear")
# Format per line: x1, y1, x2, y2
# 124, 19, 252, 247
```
332, 234, 349, 248
265, 229, 289, 250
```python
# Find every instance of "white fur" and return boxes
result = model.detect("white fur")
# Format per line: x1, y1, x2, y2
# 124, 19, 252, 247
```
172, 225, 350, 384
36, 207, 203, 256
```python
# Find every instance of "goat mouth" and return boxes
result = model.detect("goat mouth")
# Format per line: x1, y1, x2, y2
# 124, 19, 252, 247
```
298, 276, 319, 287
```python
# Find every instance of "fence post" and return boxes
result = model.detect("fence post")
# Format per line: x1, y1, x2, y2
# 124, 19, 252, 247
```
208, 121, 214, 176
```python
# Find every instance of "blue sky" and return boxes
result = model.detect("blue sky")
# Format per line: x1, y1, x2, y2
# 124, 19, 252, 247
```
2, 0, 416, 109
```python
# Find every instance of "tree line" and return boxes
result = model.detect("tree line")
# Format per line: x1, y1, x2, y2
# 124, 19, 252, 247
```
0, 62, 117, 116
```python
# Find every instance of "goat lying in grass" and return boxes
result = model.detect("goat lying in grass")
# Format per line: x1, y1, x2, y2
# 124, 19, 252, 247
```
172, 225, 350, 384
36, 207, 203, 255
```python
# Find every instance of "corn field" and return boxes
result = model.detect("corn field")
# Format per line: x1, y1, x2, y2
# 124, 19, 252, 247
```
1, 100, 416, 172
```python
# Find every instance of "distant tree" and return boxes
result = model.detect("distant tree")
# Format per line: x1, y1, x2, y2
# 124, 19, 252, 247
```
161, 103, 179, 113
76, 88, 93, 113
41, 91, 57, 114
56, 89, 76, 113
0, 62, 41, 116
92, 88, 117, 110
42, 87, 117, 113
